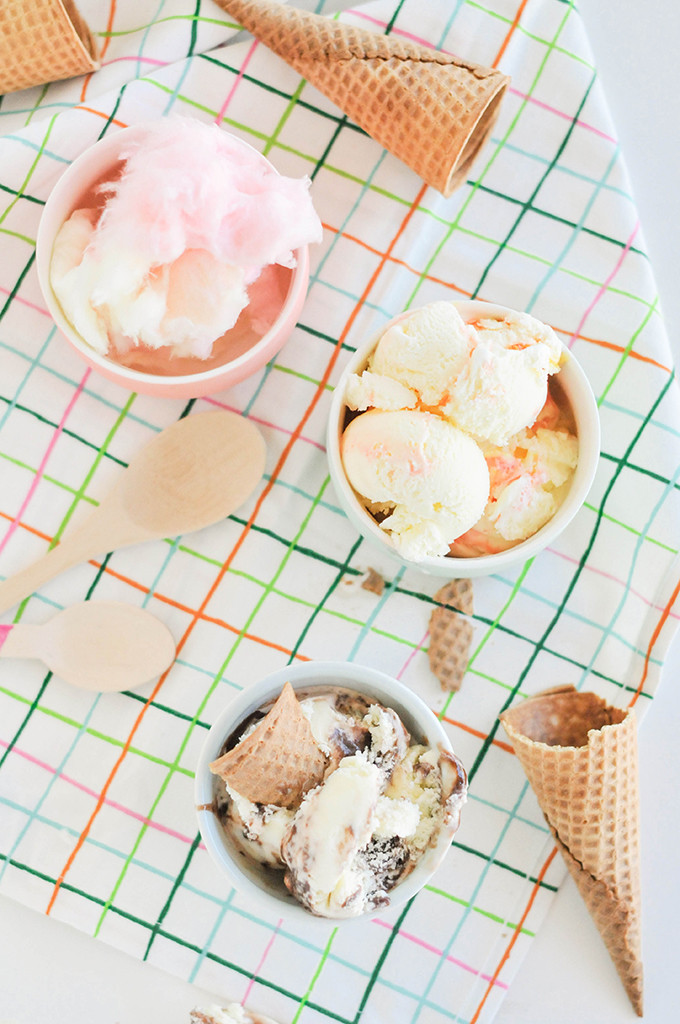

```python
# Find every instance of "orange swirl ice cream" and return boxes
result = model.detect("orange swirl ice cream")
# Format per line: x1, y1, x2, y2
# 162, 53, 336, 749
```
341, 302, 578, 560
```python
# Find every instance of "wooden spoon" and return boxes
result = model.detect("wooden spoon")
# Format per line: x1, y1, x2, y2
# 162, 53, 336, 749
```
0, 602, 176, 692
0, 410, 266, 615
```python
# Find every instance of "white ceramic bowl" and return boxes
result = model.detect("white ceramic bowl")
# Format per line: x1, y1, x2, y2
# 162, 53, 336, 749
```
327, 300, 600, 578
195, 661, 462, 927
35, 125, 310, 399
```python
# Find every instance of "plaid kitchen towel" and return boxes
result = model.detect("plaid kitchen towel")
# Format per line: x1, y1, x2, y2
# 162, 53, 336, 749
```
0, 1, 678, 1022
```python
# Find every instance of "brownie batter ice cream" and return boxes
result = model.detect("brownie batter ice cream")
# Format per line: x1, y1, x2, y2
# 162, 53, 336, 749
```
209, 682, 467, 919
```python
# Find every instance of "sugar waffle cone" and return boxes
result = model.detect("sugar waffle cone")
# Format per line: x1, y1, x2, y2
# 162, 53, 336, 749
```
0, 0, 99, 95
214, 0, 509, 196
500, 686, 643, 1015
428, 606, 473, 691
434, 578, 474, 616
210, 681, 327, 807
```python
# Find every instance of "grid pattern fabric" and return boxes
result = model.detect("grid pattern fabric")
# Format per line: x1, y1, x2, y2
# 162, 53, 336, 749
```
0, 1, 679, 1022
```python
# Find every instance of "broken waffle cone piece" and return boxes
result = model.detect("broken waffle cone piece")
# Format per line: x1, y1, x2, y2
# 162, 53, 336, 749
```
214, 0, 510, 195
360, 567, 385, 595
210, 681, 327, 807
500, 686, 643, 1016
0, 0, 100, 95
428, 606, 473, 692
434, 578, 474, 616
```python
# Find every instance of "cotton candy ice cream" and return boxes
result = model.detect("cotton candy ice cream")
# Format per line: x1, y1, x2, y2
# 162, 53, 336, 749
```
211, 688, 467, 919
340, 302, 578, 559
49, 117, 322, 367
341, 409, 490, 561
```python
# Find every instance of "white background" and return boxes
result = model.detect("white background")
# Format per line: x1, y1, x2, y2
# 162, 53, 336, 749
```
1, 1, 679, 1021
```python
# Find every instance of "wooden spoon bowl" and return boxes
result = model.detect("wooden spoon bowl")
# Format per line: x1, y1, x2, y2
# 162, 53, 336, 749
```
0, 602, 176, 692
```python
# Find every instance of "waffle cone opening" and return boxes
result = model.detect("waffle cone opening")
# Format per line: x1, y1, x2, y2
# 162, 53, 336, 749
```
213, 0, 510, 195
0, 0, 100, 95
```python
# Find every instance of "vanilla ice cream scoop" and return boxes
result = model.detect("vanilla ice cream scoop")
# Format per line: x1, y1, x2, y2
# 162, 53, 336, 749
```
340, 409, 490, 560
442, 311, 562, 446
282, 754, 384, 917
368, 301, 472, 407
451, 423, 579, 556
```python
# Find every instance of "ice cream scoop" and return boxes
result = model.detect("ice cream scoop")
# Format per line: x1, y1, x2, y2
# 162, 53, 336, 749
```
340, 408, 490, 560
450, 414, 579, 557
367, 301, 472, 407
348, 303, 562, 446
441, 310, 562, 446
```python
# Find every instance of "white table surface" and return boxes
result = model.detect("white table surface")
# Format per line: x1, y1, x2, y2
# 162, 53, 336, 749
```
1, 1, 679, 1021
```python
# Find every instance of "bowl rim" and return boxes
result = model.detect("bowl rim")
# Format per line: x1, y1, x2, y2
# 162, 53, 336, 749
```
326, 299, 601, 578
194, 660, 459, 926
35, 122, 310, 387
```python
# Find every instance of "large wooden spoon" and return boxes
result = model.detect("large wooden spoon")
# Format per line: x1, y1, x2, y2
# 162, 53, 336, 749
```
0, 410, 266, 615
0, 601, 176, 691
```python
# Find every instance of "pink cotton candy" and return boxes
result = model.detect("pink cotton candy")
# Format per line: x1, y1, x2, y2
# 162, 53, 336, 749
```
95, 118, 321, 279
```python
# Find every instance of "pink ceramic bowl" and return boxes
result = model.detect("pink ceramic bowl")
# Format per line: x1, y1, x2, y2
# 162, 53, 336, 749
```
35, 125, 310, 399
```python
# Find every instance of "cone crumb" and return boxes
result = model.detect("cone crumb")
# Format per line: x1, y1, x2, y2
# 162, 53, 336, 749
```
433, 578, 474, 616
361, 567, 385, 595
428, 607, 473, 691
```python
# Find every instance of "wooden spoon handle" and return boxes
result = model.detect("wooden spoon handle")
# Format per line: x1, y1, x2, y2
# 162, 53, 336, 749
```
0, 539, 97, 615
0, 624, 12, 652
0, 480, 152, 615
0, 622, 42, 659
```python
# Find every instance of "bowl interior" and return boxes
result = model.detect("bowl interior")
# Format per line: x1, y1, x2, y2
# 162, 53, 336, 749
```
35, 125, 309, 394
327, 301, 600, 578
195, 661, 457, 925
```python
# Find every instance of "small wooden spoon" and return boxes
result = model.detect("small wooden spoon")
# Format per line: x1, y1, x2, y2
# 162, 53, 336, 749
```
0, 410, 266, 615
0, 602, 176, 692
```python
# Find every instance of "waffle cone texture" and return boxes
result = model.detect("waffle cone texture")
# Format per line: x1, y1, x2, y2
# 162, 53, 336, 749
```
214, 0, 509, 195
209, 681, 327, 807
0, 0, 99, 95
500, 686, 643, 1015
